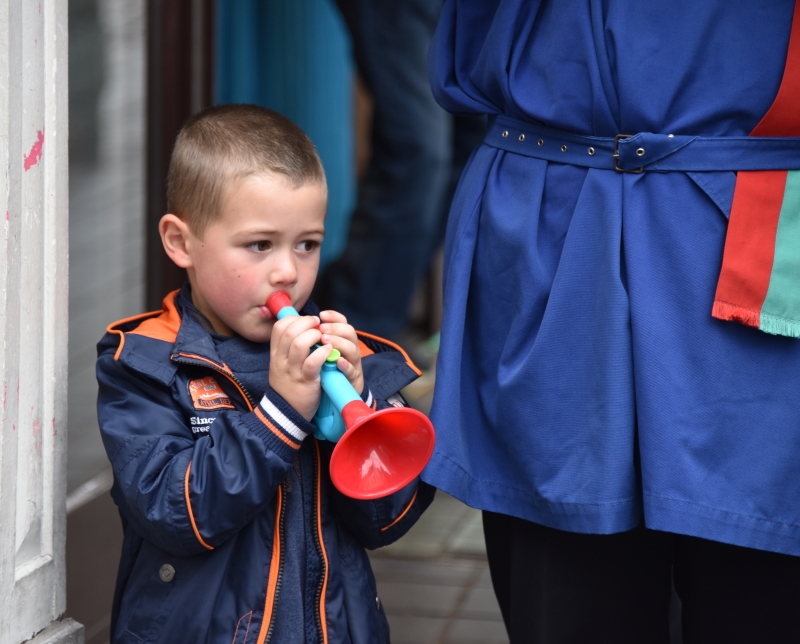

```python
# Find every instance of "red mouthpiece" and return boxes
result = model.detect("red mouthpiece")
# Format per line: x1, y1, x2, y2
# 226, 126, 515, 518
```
266, 291, 294, 317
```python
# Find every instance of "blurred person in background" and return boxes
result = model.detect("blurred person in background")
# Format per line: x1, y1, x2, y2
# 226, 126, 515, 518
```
315, 0, 484, 365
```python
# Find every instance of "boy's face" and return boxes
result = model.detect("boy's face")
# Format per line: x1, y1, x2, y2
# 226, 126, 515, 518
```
185, 173, 327, 342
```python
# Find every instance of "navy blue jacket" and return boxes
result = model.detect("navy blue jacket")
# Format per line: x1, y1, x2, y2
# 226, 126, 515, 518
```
96, 289, 435, 643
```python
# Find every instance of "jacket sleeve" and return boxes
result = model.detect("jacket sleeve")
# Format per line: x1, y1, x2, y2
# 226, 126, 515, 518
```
322, 373, 436, 550
97, 350, 314, 556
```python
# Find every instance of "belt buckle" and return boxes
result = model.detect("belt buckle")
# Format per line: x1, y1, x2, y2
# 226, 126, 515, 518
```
613, 134, 643, 173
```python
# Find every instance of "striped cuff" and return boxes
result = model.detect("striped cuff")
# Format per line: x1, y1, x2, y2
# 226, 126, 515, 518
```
245, 387, 314, 461
361, 387, 375, 409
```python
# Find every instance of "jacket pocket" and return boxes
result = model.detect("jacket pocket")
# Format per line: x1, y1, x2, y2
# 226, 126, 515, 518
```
119, 552, 181, 642
231, 611, 254, 644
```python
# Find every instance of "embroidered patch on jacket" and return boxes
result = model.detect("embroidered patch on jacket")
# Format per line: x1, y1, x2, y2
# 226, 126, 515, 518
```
188, 376, 235, 410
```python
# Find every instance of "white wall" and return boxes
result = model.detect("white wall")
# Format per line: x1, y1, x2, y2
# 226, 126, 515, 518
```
0, 1, 78, 642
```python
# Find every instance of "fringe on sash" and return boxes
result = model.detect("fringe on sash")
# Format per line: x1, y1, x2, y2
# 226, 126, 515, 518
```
711, 300, 761, 328
759, 313, 800, 338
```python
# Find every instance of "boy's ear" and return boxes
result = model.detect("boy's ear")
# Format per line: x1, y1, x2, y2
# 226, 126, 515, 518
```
159, 214, 195, 269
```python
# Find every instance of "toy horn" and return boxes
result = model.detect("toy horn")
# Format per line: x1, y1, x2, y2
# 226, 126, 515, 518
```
267, 292, 436, 500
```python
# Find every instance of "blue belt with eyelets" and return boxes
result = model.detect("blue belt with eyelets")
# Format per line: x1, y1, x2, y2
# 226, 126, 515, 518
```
485, 115, 800, 173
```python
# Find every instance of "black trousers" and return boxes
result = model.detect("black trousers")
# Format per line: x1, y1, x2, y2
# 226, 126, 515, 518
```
483, 511, 800, 644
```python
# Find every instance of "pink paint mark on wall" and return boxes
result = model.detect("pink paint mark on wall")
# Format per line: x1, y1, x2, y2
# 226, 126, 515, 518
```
33, 418, 41, 437
24, 129, 45, 171
52, 418, 58, 436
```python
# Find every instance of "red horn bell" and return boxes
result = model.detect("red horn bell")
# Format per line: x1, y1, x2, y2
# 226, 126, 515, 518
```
330, 399, 435, 500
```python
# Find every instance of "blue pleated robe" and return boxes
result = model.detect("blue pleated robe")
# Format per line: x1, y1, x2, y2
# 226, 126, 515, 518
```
424, 0, 800, 555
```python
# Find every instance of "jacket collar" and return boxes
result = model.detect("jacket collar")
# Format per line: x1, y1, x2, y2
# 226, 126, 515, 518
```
113, 284, 323, 369
171, 284, 228, 366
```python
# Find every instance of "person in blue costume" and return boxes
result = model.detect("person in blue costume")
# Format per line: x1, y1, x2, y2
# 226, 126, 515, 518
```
424, 1, 800, 641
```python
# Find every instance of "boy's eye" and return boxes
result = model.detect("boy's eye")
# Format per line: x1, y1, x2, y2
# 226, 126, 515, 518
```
298, 240, 320, 252
248, 241, 271, 252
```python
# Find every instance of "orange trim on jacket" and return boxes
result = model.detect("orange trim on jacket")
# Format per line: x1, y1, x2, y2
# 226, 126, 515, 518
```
314, 440, 330, 644
184, 462, 214, 550
356, 331, 423, 376
357, 339, 375, 358
129, 290, 182, 343
254, 406, 302, 449
257, 487, 283, 644
107, 290, 182, 360
380, 490, 419, 532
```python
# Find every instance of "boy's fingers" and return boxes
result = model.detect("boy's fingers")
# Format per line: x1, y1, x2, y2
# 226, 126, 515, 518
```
303, 344, 333, 378
272, 315, 314, 343
319, 310, 347, 324
318, 322, 358, 343
334, 357, 355, 378
320, 333, 360, 366
273, 316, 320, 357
286, 327, 324, 368
334, 357, 365, 395
318, 322, 360, 366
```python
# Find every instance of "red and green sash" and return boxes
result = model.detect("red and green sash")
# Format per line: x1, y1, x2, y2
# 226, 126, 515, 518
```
712, 0, 800, 337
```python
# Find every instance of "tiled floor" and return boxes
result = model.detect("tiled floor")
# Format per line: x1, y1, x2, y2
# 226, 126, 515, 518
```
369, 493, 508, 644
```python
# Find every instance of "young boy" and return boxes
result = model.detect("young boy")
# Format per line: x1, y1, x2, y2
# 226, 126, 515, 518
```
96, 104, 434, 644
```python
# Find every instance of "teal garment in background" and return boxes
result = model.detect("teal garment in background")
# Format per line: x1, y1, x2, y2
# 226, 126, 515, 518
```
216, 0, 355, 270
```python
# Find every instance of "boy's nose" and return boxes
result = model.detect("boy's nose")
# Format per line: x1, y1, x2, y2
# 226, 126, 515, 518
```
268, 250, 298, 286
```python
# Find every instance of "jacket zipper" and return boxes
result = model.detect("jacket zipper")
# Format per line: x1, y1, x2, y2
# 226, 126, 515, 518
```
312, 440, 329, 644
171, 351, 287, 642
265, 480, 287, 644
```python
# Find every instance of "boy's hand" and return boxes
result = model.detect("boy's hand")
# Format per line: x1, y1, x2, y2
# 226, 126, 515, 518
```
269, 315, 332, 421
318, 310, 365, 397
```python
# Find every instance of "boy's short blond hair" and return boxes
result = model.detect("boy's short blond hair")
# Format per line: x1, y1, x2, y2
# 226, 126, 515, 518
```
167, 104, 326, 236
